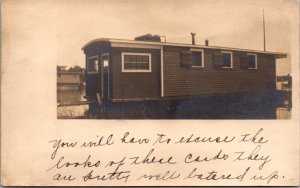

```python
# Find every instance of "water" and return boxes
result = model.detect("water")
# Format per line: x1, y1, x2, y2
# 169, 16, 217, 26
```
57, 86, 86, 103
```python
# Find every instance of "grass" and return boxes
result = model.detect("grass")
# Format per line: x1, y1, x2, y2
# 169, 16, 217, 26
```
57, 105, 89, 119
57, 93, 291, 119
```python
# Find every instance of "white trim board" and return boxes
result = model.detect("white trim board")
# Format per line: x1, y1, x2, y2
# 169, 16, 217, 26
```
121, 52, 152, 73
82, 38, 287, 58
190, 48, 205, 68
87, 55, 99, 74
160, 46, 164, 97
221, 51, 233, 68
247, 53, 258, 69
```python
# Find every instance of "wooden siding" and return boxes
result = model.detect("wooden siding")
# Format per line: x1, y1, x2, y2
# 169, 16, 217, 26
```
83, 41, 111, 99
163, 46, 276, 97
111, 47, 161, 99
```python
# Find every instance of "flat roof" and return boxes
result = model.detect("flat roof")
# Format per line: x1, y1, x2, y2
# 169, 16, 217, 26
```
82, 38, 287, 58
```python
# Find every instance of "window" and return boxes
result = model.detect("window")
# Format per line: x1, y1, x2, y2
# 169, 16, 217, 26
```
221, 51, 233, 68
122, 53, 151, 72
181, 50, 193, 67
101, 54, 109, 71
191, 49, 204, 67
240, 53, 257, 69
181, 49, 204, 68
247, 53, 257, 69
87, 56, 99, 74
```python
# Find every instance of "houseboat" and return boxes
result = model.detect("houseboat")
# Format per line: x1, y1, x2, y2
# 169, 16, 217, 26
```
82, 34, 287, 118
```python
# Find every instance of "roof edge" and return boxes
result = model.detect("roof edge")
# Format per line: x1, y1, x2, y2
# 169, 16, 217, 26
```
82, 38, 288, 58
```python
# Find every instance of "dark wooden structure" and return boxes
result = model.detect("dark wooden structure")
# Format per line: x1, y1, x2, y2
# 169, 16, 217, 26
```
82, 36, 287, 118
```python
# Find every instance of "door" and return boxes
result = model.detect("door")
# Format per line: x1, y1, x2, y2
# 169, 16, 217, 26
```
86, 55, 101, 101
101, 53, 109, 99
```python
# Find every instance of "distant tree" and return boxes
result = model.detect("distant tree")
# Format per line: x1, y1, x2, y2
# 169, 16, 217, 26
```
73, 65, 84, 72
68, 67, 74, 72
64, 65, 85, 82
57, 65, 67, 72
66, 65, 84, 72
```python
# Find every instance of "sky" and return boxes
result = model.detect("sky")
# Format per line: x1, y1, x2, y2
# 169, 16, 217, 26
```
3, 0, 298, 75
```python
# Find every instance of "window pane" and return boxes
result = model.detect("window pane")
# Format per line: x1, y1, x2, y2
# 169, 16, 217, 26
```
130, 55, 136, 63
144, 56, 149, 63
223, 53, 231, 67
123, 54, 150, 71
248, 55, 256, 68
124, 62, 131, 69
136, 62, 143, 69
124, 56, 130, 63
103, 60, 108, 68
193, 52, 202, 66
143, 62, 149, 70
133, 62, 138, 70
136, 56, 142, 63
102, 55, 109, 68
88, 58, 98, 72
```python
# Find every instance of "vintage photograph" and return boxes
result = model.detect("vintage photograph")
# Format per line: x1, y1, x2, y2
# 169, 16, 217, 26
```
2, 0, 299, 186
57, 1, 292, 119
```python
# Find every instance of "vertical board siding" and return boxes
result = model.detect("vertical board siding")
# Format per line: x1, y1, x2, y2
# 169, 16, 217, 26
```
84, 41, 111, 98
111, 47, 161, 99
163, 46, 276, 97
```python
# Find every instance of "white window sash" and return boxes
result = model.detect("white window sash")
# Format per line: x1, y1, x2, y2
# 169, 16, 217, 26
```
190, 49, 205, 68
221, 51, 233, 68
87, 55, 99, 74
247, 53, 258, 69
121, 52, 152, 73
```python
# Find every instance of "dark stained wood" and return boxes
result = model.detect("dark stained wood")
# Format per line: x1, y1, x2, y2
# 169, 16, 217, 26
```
111, 47, 161, 99
240, 55, 249, 69
163, 46, 276, 97
83, 41, 278, 101
181, 50, 193, 67
83, 41, 111, 100
213, 51, 224, 69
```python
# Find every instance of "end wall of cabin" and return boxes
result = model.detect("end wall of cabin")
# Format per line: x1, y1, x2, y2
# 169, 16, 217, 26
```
163, 46, 276, 97
84, 41, 111, 99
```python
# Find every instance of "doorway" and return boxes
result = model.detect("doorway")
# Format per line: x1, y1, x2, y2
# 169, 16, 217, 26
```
101, 53, 109, 99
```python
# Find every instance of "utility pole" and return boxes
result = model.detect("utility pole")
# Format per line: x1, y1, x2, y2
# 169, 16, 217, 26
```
263, 9, 266, 51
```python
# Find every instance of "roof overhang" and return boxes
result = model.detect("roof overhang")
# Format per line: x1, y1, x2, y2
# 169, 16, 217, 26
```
111, 42, 161, 49
82, 38, 288, 58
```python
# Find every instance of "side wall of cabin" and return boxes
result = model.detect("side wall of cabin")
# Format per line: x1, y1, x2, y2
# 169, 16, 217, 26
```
163, 46, 276, 97
111, 47, 161, 100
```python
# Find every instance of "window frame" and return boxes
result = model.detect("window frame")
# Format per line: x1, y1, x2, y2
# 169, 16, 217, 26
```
87, 55, 99, 74
247, 53, 257, 69
121, 52, 152, 73
190, 49, 204, 68
221, 51, 233, 68
101, 53, 110, 99
101, 53, 109, 69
